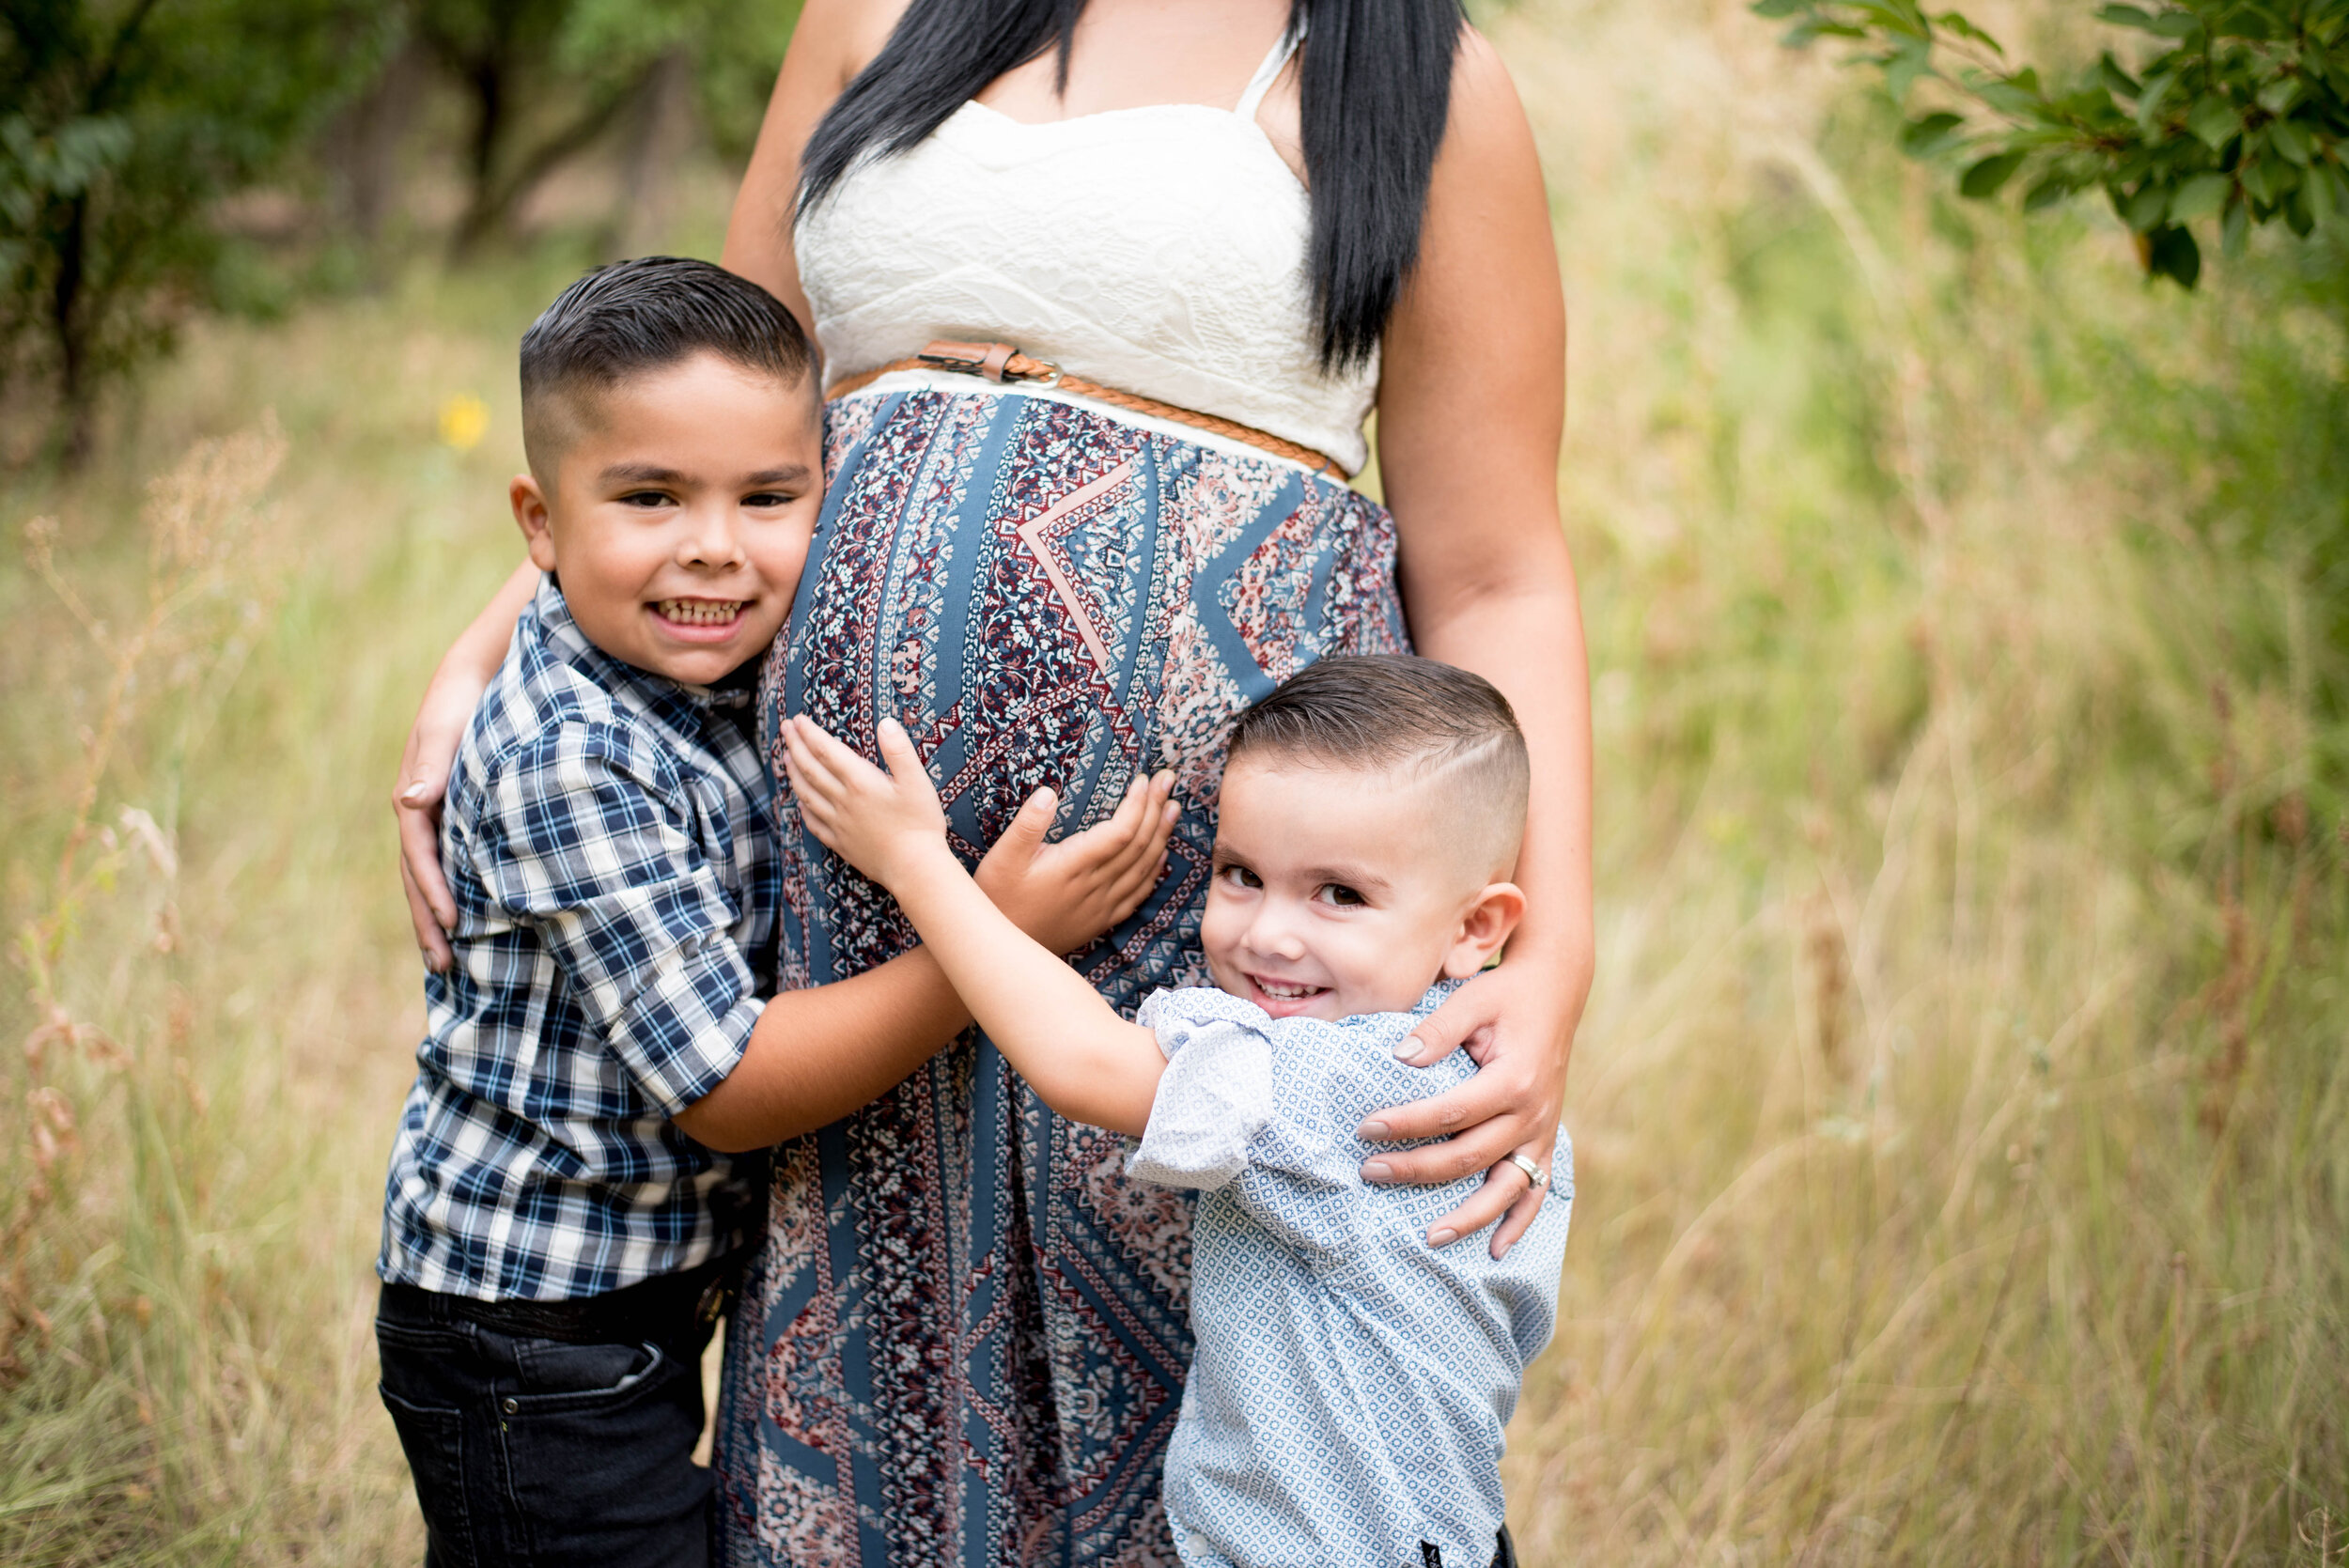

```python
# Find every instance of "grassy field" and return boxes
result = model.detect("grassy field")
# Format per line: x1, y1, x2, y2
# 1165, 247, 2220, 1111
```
3, 0, 2344, 1562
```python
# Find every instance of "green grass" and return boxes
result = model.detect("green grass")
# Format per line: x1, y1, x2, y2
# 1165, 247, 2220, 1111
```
3, 1, 2344, 1560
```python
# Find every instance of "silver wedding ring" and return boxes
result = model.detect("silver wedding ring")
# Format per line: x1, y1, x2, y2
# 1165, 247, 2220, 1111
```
1507, 1153, 1548, 1191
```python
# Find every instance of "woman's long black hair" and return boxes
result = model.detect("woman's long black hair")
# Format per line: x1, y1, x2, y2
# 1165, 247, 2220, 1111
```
795, 0, 1466, 371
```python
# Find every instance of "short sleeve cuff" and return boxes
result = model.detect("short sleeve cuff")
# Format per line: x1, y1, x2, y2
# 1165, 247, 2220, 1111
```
1127, 987, 1277, 1191
611, 947, 765, 1116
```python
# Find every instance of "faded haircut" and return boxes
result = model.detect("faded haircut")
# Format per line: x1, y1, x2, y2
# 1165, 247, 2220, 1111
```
519, 256, 815, 478
1228, 655, 1532, 877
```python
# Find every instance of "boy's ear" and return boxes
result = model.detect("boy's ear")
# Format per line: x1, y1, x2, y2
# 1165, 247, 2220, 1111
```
511, 474, 559, 574
1441, 881, 1528, 979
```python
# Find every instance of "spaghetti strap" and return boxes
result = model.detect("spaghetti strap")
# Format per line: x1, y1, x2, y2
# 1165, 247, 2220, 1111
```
1234, 23, 1303, 121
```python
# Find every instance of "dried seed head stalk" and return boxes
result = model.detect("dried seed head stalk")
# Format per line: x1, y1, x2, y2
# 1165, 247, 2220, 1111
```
7, 418, 287, 1380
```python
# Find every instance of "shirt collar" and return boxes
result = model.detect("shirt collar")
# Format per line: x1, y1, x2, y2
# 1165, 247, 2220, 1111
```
1409, 977, 1470, 1020
528, 576, 755, 723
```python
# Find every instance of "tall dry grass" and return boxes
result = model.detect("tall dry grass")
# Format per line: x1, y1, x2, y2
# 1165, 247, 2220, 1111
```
0, 267, 564, 1561
1498, 1, 2347, 1561
1, 2, 2342, 1562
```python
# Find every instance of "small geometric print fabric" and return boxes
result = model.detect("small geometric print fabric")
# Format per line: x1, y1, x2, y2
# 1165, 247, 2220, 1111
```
1129, 984, 1572, 1568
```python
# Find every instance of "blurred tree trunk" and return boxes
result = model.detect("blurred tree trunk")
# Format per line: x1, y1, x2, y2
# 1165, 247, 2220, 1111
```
418, 5, 646, 257
445, 70, 644, 256
609, 49, 694, 258
53, 194, 97, 469
326, 39, 432, 246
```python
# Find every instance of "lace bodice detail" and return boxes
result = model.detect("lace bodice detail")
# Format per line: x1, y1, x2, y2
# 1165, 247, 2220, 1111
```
795, 32, 1379, 475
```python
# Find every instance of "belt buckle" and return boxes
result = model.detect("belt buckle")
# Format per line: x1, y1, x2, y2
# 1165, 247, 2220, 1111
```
915, 339, 1061, 389
916, 340, 995, 377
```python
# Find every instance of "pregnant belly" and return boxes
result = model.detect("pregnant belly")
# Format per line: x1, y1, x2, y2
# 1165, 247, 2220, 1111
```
758, 387, 1406, 1004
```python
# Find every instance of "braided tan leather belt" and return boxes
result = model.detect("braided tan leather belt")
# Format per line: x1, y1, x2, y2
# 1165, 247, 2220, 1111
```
824, 339, 1343, 477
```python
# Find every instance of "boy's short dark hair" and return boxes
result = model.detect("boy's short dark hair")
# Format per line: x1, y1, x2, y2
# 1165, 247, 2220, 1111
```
1229, 655, 1532, 876
519, 256, 814, 474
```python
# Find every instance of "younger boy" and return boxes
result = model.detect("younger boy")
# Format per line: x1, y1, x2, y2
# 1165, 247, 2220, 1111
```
785, 655, 1573, 1568
375, 256, 1174, 1568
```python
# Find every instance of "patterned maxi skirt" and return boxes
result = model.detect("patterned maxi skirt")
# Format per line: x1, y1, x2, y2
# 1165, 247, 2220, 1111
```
714, 387, 1408, 1566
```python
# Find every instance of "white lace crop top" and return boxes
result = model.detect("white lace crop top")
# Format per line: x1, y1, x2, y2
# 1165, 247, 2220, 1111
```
794, 30, 1380, 475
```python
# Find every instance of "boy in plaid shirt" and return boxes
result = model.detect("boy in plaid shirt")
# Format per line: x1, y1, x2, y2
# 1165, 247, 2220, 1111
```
375, 257, 1174, 1568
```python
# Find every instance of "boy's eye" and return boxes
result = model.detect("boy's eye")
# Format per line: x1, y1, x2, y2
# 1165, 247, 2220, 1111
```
1317, 883, 1365, 908
618, 490, 672, 508
1218, 865, 1262, 891
742, 489, 794, 509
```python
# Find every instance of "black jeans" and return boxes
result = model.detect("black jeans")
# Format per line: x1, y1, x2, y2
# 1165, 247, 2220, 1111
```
376, 1281, 718, 1568
1423, 1526, 1520, 1568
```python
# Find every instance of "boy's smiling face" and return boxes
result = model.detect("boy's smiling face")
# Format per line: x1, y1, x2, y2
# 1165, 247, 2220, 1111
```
512, 350, 822, 687
1200, 753, 1524, 1024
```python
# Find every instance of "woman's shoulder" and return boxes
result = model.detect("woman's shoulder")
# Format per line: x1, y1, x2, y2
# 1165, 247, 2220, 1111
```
792, 0, 914, 89
1443, 25, 1538, 163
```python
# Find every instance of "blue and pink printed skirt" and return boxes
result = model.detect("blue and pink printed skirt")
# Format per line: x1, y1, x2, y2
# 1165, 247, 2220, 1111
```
717, 387, 1406, 1566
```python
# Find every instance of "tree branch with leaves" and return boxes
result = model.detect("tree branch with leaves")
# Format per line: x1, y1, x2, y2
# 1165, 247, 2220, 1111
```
1752, 0, 2349, 287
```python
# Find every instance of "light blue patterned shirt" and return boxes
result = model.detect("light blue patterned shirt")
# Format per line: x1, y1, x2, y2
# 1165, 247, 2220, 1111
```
1129, 983, 1573, 1568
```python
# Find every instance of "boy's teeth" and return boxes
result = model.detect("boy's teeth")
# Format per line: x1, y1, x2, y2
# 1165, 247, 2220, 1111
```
1260, 980, 1319, 998
658, 599, 743, 625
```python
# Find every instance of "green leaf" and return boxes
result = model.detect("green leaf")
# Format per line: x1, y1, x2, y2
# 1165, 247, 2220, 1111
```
1885, 34, 1937, 100
2147, 224, 2201, 286
2095, 3, 2160, 28
1975, 75, 2048, 115
2125, 180, 2173, 229
2149, 10, 2204, 38
2268, 116, 2313, 166
2096, 52, 2141, 98
2322, 161, 2349, 225
2215, 6, 2277, 39
1900, 112, 1968, 157
1934, 10, 2005, 53
1786, 18, 1871, 42
2023, 173, 2077, 210
2242, 151, 2285, 204
2284, 180, 2315, 235
1960, 149, 2029, 197
2256, 78, 2305, 115
1750, 0, 1812, 17
2222, 193, 2251, 253
2186, 94, 2244, 150
1850, 0, 1932, 34
2169, 171, 2233, 224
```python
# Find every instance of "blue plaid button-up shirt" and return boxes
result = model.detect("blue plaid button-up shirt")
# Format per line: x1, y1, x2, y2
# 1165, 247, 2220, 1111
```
379, 580, 779, 1301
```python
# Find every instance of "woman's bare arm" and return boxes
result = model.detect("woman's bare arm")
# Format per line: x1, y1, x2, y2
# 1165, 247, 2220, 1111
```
398, 559, 541, 970
1364, 30, 1595, 1254
719, 0, 911, 330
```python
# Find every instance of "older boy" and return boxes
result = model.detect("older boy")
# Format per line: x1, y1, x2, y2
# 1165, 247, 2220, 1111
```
375, 257, 1173, 1567
785, 655, 1572, 1568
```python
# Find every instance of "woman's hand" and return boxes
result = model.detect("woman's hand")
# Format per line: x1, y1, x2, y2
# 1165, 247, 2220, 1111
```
973, 772, 1177, 956
397, 673, 491, 974
1359, 955, 1583, 1259
396, 562, 540, 972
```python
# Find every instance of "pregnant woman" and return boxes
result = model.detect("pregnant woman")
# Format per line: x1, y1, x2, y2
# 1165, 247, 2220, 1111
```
397, 0, 1591, 1560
